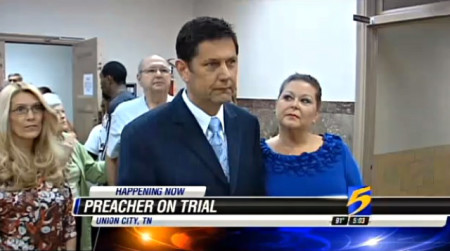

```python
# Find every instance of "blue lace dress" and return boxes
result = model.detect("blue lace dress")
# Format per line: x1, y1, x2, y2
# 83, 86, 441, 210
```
261, 133, 363, 196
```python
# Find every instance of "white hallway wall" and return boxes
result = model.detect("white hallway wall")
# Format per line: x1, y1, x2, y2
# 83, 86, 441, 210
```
194, 0, 357, 101
0, 0, 357, 101
0, 0, 195, 96
6, 43, 74, 121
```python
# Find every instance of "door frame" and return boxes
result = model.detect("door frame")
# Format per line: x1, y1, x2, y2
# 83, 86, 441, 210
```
72, 38, 102, 142
0, 33, 84, 46
0, 33, 85, 83
374, 1, 450, 24
353, 0, 450, 186
0, 41, 5, 88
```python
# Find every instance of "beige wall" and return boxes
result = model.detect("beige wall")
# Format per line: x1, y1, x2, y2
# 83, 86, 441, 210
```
373, 145, 450, 195
374, 17, 450, 154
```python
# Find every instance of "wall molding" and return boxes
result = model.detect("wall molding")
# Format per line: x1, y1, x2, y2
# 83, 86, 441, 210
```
237, 99, 355, 115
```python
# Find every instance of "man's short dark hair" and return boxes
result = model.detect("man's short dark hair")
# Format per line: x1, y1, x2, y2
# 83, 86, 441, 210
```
8, 73, 23, 81
101, 61, 127, 85
176, 16, 239, 63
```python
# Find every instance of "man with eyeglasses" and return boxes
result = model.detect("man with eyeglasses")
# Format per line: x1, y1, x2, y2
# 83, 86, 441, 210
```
105, 55, 173, 185
8, 73, 23, 83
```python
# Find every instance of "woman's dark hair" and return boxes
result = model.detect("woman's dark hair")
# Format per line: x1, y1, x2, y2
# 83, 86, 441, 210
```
278, 73, 322, 108
38, 86, 53, 94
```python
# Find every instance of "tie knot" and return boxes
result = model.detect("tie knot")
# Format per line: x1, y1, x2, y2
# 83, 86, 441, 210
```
208, 117, 222, 133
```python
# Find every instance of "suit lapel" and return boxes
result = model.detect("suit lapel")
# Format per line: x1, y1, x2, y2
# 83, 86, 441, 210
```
171, 91, 229, 185
224, 104, 241, 194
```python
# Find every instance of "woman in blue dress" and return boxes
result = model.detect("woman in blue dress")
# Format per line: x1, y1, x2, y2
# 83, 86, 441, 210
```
261, 73, 363, 196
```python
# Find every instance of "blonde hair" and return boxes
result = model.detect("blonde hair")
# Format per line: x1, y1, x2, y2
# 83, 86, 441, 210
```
0, 82, 70, 191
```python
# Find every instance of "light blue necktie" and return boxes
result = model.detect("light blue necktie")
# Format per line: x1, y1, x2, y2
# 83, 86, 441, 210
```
208, 117, 230, 182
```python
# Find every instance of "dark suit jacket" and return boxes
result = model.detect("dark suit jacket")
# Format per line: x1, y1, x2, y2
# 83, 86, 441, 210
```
118, 90, 266, 196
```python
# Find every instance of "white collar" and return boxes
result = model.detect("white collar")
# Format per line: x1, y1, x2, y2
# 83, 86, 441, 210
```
182, 89, 225, 134
143, 94, 174, 109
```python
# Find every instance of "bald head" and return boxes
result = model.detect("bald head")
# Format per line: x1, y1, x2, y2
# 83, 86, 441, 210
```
138, 55, 170, 73
137, 55, 172, 93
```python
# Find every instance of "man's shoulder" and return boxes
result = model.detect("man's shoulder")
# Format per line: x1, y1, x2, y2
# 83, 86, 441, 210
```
111, 91, 135, 104
119, 90, 136, 100
109, 91, 135, 113
113, 97, 146, 116
124, 101, 173, 133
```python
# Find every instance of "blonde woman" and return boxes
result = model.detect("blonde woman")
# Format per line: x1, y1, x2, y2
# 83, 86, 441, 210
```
43, 93, 106, 251
0, 82, 76, 250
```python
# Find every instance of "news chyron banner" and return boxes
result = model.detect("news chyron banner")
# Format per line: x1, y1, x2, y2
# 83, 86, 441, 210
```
72, 186, 448, 228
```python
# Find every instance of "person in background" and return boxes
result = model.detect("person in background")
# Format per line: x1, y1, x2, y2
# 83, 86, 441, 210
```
119, 17, 265, 196
0, 82, 76, 250
83, 97, 110, 248
106, 55, 173, 185
99, 61, 134, 160
7, 73, 23, 83
261, 73, 363, 196
42, 93, 76, 137
43, 92, 106, 251
38, 86, 53, 94
100, 61, 134, 114
85, 98, 109, 160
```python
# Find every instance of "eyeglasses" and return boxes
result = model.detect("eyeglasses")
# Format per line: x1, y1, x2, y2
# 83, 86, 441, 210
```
11, 104, 45, 116
140, 68, 171, 75
8, 78, 20, 83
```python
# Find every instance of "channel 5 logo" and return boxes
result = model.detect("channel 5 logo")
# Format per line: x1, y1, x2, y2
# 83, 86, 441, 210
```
347, 186, 372, 215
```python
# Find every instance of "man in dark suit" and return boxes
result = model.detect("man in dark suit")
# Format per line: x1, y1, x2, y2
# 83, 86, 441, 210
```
118, 16, 265, 196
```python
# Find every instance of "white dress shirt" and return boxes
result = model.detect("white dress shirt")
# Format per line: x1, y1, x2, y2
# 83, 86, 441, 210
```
181, 89, 225, 139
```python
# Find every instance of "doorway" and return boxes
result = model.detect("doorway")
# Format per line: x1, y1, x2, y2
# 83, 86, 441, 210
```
354, 1, 450, 195
0, 34, 101, 142
5, 43, 74, 121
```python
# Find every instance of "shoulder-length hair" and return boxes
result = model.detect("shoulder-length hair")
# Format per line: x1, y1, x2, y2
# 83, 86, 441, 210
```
0, 82, 70, 191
